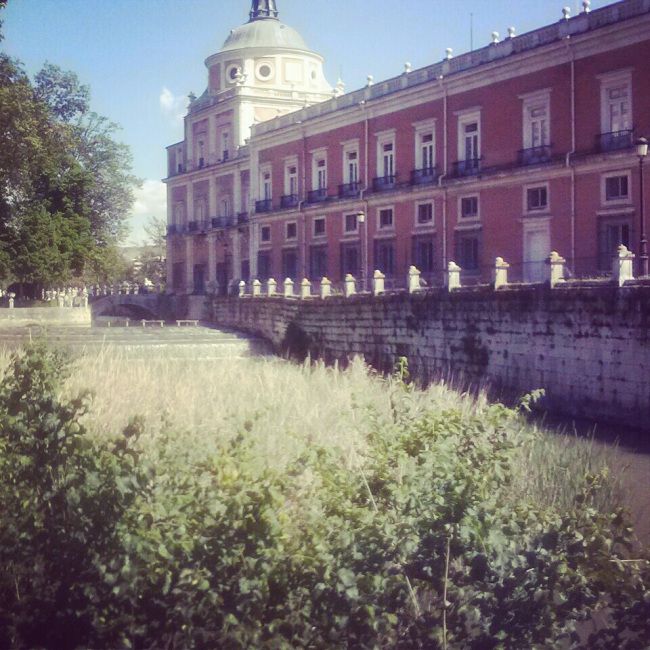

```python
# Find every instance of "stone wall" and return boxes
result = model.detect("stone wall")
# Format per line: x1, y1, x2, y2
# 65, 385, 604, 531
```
207, 282, 650, 431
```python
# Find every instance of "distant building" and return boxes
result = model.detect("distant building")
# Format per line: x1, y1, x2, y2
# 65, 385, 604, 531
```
164, 0, 650, 295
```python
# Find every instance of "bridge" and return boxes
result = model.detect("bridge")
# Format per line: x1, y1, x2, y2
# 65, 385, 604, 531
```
90, 292, 185, 322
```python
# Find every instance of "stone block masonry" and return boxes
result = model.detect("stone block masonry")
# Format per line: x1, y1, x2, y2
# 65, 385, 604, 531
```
207, 282, 650, 431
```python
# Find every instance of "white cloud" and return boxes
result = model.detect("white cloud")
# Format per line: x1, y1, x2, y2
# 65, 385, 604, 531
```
159, 86, 186, 124
128, 179, 167, 244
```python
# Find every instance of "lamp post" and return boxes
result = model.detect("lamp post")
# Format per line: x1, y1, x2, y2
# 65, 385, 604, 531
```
636, 137, 648, 276
357, 212, 367, 291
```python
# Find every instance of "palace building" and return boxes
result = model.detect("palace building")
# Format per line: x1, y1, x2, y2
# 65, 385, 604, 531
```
164, 0, 650, 295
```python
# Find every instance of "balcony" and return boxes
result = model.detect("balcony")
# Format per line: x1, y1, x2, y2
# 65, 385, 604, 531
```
166, 224, 180, 235
255, 198, 273, 213
372, 175, 397, 192
187, 220, 198, 233
237, 212, 249, 225
280, 194, 299, 209
307, 188, 329, 203
410, 167, 438, 185
452, 158, 481, 177
518, 145, 552, 166
338, 181, 361, 199
597, 129, 633, 152
211, 216, 226, 229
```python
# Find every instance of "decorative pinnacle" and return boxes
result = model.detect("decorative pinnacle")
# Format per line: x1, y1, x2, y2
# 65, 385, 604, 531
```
249, 0, 279, 21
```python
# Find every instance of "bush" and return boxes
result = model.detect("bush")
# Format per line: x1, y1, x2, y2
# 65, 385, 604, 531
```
0, 347, 647, 648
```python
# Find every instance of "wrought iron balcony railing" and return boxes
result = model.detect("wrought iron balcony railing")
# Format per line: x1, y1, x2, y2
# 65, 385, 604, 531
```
255, 198, 273, 213
372, 175, 397, 191
280, 194, 299, 208
410, 167, 438, 185
452, 158, 481, 177
307, 188, 329, 203
237, 212, 249, 224
518, 145, 552, 166
597, 129, 633, 152
338, 181, 362, 198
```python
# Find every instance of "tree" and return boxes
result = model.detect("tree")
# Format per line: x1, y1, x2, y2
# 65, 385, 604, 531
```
135, 214, 166, 286
0, 56, 140, 293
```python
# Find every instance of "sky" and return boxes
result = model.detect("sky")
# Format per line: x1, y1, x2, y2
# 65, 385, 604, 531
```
2, 0, 613, 244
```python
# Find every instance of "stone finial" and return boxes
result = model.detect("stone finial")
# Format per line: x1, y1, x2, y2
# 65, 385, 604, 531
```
320, 277, 332, 299
8, 292, 15, 309
366, 75, 374, 87
491, 31, 500, 44
446, 261, 462, 291
582, 0, 591, 13
57, 293, 64, 308
547, 251, 566, 287
612, 244, 635, 287
562, 6, 571, 20
300, 278, 311, 299
404, 62, 412, 74
507, 26, 516, 38
494, 257, 510, 289
267, 278, 277, 296
252, 279, 262, 297
408, 265, 422, 293
372, 270, 385, 296
445, 47, 453, 60
238, 280, 246, 297
283, 277, 294, 298
344, 273, 356, 297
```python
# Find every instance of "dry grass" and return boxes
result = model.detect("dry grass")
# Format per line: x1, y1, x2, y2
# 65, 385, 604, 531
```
0, 342, 625, 514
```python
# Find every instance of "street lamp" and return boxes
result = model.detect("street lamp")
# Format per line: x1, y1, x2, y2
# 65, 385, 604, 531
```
635, 137, 648, 276
357, 212, 367, 291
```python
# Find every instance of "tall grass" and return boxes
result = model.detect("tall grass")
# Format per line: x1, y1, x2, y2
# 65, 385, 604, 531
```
28, 345, 620, 515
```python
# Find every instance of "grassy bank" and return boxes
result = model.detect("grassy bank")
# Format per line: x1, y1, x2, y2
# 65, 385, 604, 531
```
0, 344, 647, 649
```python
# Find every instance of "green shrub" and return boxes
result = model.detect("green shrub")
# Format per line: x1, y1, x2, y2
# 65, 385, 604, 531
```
0, 347, 647, 648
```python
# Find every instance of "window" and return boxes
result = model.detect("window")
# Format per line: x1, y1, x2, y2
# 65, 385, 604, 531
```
340, 242, 360, 277
520, 90, 551, 151
312, 152, 327, 191
256, 62, 273, 80
285, 164, 298, 196
344, 213, 359, 233
196, 199, 206, 220
378, 208, 393, 229
374, 239, 395, 277
417, 202, 434, 225
261, 170, 272, 200
309, 245, 328, 280
460, 196, 479, 219
197, 140, 205, 167
456, 232, 480, 271
286, 222, 297, 240
220, 198, 230, 217
313, 217, 326, 237
282, 249, 298, 280
260, 225, 271, 243
174, 202, 185, 225
599, 217, 632, 270
412, 235, 435, 273
382, 142, 394, 178
456, 110, 481, 175
599, 70, 633, 150
221, 131, 230, 161
346, 150, 359, 184
526, 186, 548, 212
257, 251, 271, 280
605, 175, 629, 201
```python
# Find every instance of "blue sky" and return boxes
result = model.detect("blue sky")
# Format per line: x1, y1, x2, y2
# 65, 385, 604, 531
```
2, 0, 611, 243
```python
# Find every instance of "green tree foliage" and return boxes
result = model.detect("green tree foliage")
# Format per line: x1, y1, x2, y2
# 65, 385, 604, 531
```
0, 52, 139, 290
0, 350, 648, 648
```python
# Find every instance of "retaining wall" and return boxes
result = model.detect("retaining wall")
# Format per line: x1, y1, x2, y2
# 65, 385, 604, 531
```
207, 282, 650, 430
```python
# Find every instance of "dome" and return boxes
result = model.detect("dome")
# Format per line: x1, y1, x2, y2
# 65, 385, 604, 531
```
220, 19, 311, 53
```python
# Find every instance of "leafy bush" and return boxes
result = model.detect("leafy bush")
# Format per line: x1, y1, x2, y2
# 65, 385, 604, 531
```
0, 347, 648, 648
